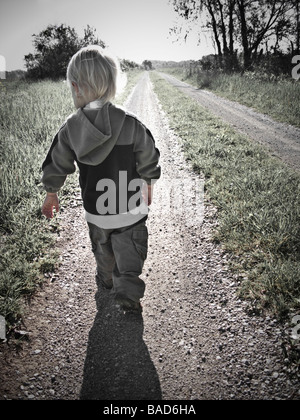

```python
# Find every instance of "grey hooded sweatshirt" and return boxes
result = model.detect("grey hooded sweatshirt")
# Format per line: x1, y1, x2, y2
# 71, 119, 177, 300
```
42, 101, 161, 229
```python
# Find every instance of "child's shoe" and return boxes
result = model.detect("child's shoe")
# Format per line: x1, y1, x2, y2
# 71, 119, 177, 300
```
115, 296, 143, 313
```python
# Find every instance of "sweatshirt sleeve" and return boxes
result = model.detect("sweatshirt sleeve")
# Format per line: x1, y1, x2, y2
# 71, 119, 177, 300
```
133, 123, 161, 185
41, 126, 76, 193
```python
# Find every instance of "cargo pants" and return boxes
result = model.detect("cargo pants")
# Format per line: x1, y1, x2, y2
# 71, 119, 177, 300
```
87, 221, 148, 303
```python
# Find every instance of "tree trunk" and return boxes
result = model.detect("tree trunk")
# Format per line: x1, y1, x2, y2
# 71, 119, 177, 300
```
217, 0, 229, 56
228, 0, 235, 56
206, 1, 223, 57
237, 0, 252, 70
297, 0, 300, 54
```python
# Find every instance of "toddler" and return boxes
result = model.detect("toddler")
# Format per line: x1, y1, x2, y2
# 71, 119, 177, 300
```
41, 46, 161, 312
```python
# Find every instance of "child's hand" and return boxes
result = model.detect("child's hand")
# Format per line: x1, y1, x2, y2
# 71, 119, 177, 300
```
42, 193, 59, 219
142, 183, 153, 206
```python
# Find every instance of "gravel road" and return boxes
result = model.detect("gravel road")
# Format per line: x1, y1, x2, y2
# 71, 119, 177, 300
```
159, 72, 300, 172
1, 72, 299, 400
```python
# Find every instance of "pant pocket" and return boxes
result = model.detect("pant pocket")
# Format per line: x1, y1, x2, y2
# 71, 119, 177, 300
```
132, 224, 148, 261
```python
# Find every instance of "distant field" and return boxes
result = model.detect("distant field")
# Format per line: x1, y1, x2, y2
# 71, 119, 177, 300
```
0, 70, 142, 326
160, 67, 300, 128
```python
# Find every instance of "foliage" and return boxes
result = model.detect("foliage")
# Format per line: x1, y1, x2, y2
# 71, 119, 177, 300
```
142, 60, 153, 70
120, 59, 140, 72
24, 24, 106, 80
170, 0, 299, 70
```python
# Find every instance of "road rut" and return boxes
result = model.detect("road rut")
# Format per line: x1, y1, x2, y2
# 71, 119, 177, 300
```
159, 72, 300, 172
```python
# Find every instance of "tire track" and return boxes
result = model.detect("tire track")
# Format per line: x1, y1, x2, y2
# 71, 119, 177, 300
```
122, 72, 299, 399
159, 72, 300, 172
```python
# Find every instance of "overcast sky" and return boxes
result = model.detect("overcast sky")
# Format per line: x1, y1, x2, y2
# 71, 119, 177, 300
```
0, 0, 215, 71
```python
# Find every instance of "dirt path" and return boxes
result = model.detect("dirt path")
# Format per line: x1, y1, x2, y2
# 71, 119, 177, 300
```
1, 72, 299, 400
159, 72, 300, 172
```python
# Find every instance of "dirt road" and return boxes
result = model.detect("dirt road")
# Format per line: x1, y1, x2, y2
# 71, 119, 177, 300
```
1, 72, 299, 400
159, 72, 300, 172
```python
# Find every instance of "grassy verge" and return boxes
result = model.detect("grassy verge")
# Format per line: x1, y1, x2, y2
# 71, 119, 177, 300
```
160, 67, 300, 128
0, 79, 73, 326
0, 70, 143, 329
150, 71, 300, 320
115, 69, 143, 106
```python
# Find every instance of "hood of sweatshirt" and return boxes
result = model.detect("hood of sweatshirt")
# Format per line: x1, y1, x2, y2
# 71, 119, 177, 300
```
65, 102, 126, 166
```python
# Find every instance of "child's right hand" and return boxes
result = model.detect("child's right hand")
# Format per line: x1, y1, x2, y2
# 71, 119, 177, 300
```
142, 183, 153, 206
42, 193, 59, 219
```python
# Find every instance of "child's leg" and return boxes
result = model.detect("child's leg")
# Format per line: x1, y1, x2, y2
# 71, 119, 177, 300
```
111, 222, 148, 303
87, 223, 115, 290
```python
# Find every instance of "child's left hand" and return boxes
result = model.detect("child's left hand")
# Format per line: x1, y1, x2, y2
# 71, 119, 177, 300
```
42, 193, 59, 219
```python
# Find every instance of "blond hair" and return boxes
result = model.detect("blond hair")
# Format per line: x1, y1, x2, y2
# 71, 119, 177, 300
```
67, 45, 118, 103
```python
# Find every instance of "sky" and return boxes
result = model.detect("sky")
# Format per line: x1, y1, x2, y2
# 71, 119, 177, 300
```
0, 0, 215, 71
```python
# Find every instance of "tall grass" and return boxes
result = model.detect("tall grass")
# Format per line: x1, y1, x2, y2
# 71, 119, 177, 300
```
150, 71, 300, 319
207, 72, 300, 128
160, 67, 300, 128
0, 80, 75, 324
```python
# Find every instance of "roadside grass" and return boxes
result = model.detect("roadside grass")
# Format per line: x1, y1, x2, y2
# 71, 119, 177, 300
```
0, 79, 74, 326
115, 69, 143, 106
160, 67, 300, 128
0, 70, 143, 328
150, 71, 300, 319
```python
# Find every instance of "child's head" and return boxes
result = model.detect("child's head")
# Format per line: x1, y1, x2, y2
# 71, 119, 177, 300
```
67, 45, 118, 108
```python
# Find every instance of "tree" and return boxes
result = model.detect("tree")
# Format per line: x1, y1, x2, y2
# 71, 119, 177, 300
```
120, 59, 140, 71
170, 0, 295, 70
170, 1, 236, 56
142, 60, 153, 70
25, 24, 106, 79
288, 0, 300, 54
236, 0, 293, 68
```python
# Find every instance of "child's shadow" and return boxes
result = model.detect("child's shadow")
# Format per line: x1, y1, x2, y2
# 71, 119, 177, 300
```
80, 287, 162, 400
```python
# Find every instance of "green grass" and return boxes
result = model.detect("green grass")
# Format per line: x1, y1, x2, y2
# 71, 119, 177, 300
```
115, 68, 143, 106
160, 67, 300, 128
150, 71, 300, 319
0, 79, 74, 325
0, 70, 143, 328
